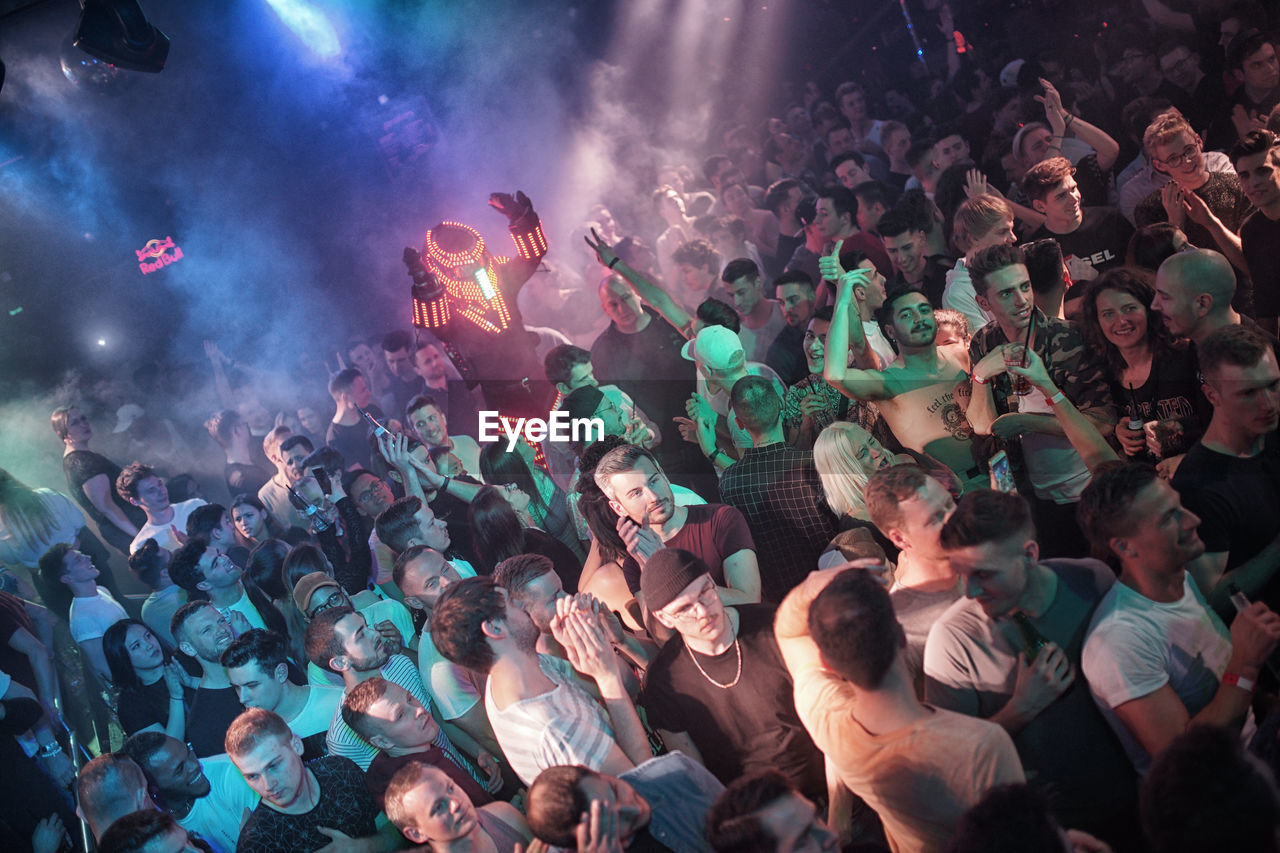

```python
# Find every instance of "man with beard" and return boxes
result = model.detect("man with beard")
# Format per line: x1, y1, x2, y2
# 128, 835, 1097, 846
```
256, 429, 313, 534
966, 243, 1116, 557
123, 732, 260, 853
764, 271, 817, 386
170, 601, 243, 757
304, 606, 446, 771
825, 265, 987, 493
592, 444, 760, 610
430, 576, 653, 785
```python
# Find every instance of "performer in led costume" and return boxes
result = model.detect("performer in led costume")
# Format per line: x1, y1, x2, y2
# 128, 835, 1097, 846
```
403, 191, 556, 420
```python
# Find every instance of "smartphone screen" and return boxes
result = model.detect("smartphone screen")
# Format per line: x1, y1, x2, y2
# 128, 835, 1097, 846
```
989, 451, 1015, 493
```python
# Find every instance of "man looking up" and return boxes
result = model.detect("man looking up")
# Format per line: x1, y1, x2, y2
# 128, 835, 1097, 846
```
170, 601, 241, 757
1079, 462, 1280, 774
117, 463, 207, 555
775, 565, 1024, 853
223, 629, 343, 760
168, 538, 284, 635
640, 549, 825, 800
225, 708, 392, 853
430, 576, 653, 785
304, 606, 471, 773
1171, 325, 1280, 613
966, 242, 1116, 557
38, 543, 126, 684
926, 489, 1139, 842
123, 731, 260, 853
593, 443, 760, 609
824, 266, 986, 493
340, 677, 499, 809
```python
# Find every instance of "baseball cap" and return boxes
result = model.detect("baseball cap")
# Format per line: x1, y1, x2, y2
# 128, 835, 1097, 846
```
681, 324, 745, 372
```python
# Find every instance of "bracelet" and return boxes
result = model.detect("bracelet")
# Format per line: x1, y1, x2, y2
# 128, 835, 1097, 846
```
1064, 113, 1076, 129
709, 448, 726, 464
169, 693, 185, 701
38, 741, 63, 759
971, 373, 988, 385
1222, 672, 1257, 694
1047, 390, 1066, 406
607, 257, 621, 269
438, 476, 451, 493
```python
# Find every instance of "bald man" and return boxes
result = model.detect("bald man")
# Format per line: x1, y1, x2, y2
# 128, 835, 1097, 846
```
76, 753, 154, 841
591, 273, 717, 496
1152, 249, 1243, 344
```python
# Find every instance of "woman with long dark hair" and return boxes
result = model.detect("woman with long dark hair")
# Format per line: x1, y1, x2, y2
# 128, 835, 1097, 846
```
479, 443, 585, 563
1081, 268, 1206, 459
230, 493, 292, 552
246, 539, 307, 666
103, 618, 196, 738
467, 486, 582, 591
51, 405, 147, 556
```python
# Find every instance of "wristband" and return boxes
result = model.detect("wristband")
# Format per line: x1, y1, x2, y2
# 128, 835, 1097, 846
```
1222, 672, 1257, 693
1046, 390, 1066, 406
607, 257, 621, 269
38, 741, 63, 759
1064, 113, 1076, 129
438, 476, 451, 493
709, 448, 726, 464
971, 373, 989, 385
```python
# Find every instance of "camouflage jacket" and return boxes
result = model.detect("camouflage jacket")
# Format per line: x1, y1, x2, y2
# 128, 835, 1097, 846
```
968, 311, 1117, 423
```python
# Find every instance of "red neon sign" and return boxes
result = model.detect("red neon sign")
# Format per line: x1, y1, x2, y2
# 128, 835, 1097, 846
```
135, 235, 184, 275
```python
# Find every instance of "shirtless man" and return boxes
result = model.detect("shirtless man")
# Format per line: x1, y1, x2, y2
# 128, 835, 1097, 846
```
823, 245, 985, 493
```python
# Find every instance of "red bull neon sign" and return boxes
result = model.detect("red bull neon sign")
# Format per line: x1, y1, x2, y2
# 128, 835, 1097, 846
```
135, 236, 184, 274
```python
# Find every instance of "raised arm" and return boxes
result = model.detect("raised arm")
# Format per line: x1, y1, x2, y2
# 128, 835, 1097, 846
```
1039, 77, 1120, 174
1007, 350, 1119, 471
585, 229, 696, 338
824, 267, 890, 400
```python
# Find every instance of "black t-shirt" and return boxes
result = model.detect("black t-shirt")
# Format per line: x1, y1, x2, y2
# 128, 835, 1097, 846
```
641, 604, 825, 799
188, 685, 246, 757
63, 449, 147, 549
1242, 210, 1280, 317
1030, 207, 1133, 278
236, 755, 378, 853
226, 462, 270, 502
1109, 341, 1207, 460
1172, 432, 1280, 579
118, 677, 196, 737
591, 310, 717, 490
325, 405, 385, 472
764, 324, 807, 387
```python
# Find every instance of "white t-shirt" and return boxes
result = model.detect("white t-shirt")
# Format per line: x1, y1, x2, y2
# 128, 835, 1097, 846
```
1083, 574, 1241, 775
219, 587, 266, 630
942, 260, 993, 335
179, 754, 260, 853
864, 320, 898, 368
288, 684, 343, 741
129, 499, 208, 554
69, 588, 128, 643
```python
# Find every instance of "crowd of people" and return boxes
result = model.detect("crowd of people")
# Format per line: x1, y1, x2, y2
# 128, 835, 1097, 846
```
5, 1, 1280, 850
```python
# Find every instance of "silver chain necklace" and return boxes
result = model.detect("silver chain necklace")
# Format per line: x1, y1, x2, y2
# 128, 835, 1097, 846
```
686, 637, 742, 689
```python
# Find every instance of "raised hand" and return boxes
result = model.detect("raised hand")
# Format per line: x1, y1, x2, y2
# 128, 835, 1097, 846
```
1034, 77, 1068, 135
489, 190, 533, 224
584, 227, 619, 269
817, 239, 845, 282
616, 514, 663, 566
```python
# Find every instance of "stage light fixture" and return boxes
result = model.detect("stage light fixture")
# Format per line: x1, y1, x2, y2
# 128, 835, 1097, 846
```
74, 0, 170, 73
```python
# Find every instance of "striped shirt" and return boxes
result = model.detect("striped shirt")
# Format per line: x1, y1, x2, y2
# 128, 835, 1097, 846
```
486, 654, 616, 785
325, 654, 474, 782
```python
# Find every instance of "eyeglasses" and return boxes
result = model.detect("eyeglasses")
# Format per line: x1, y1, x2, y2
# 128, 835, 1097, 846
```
660, 579, 718, 621
1160, 53, 1195, 75
1158, 141, 1201, 169
357, 483, 385, 504
308, 588, 347, 617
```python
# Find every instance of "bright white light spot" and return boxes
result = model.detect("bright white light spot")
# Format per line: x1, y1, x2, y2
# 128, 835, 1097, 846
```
97, 339, 106, 347
263, 0, 341, 59
378, 94, 388, 105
